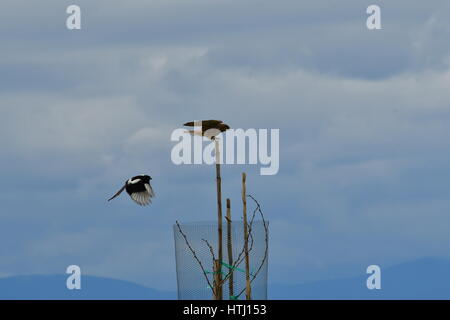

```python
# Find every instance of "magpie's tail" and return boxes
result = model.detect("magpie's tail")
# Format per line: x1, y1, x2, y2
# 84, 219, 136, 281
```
108, 185, 126, 202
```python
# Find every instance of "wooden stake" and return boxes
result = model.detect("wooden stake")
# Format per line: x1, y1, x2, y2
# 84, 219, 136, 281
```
226, 198, 234, 299
213, 259, 221, 300
242, 172, 252, 300
215, 139, 223, 300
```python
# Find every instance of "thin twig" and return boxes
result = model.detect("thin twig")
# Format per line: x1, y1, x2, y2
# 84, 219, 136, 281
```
220, 203, 258, 285
234, 195, 269, 299
202, 238, 216, 261
233, 205, 257, 267
175, 221, 215, 296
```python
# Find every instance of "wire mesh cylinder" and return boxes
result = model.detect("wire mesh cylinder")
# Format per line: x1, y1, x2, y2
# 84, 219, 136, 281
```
174, 221, 269, 300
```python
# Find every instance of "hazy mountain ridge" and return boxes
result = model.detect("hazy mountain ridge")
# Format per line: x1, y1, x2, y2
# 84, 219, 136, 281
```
269, 257, 450, 299
0, 274, 175, 300
1, 257, 449, 299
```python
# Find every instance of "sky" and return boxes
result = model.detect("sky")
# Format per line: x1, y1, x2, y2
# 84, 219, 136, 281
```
1, 0, 450, 291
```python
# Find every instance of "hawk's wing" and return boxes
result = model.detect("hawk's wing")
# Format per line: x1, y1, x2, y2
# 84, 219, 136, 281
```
203, 120, 223, 128
185, 129, 204, 137
183, 120, 223, 127
108, 185, 126, 201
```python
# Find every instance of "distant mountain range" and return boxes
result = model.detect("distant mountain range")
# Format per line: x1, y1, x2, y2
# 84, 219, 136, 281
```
1, 257, 449, 299
0, 274, 175, 300
269, 257, 450, 300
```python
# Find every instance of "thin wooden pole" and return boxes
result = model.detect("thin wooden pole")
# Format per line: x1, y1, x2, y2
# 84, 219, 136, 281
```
226, 198, 234, 299
213, 259, 221, 300
215, 138, 223, 300
242, 172, 251, 300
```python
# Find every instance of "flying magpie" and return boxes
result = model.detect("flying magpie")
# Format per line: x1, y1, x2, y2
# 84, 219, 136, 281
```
108, 174, 155, 206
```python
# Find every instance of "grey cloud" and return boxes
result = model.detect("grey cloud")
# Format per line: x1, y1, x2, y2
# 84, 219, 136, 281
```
1, 0, 450, 288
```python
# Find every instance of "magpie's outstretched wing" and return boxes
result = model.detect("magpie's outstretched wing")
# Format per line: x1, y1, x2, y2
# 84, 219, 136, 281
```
145, 183, 155, 198
108, 185, 126, 202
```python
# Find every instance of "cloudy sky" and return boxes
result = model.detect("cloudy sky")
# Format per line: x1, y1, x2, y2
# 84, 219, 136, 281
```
1, 0, 450, 291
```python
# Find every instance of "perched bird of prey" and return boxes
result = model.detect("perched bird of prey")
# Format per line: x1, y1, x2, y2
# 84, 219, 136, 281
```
183, 120, 230, 140
108, 175, 155, 206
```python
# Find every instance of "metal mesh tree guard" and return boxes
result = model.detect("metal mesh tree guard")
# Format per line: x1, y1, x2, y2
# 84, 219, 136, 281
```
174, 220, 269, 300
